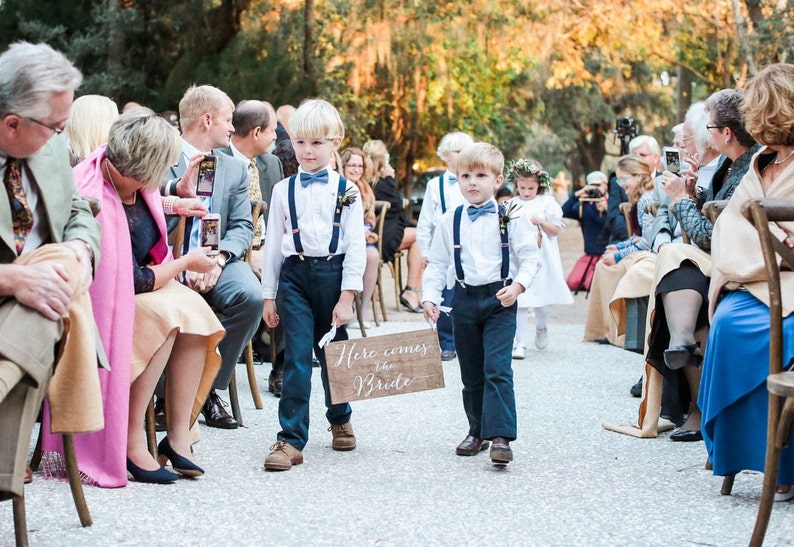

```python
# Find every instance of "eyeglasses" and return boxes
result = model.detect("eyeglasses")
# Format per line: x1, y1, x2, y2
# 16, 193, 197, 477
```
616, 174, 637, 185
346, 164, 364, 170
637, 152, 656, 158
706, 124, 725, 131
24, 116, 64, 135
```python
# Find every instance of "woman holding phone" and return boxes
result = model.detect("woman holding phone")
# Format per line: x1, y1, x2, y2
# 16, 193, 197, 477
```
41, 108, 225, 486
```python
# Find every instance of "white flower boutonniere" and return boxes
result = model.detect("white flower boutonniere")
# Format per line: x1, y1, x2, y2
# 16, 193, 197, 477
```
338, 187, 359, 208
498, 201, 521, 236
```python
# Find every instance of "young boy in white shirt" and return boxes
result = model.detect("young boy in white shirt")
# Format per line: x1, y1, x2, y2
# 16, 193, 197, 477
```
261, 99, 365, 471
422, 142, 539, 465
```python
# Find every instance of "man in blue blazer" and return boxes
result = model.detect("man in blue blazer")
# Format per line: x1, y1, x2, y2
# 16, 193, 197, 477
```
162, 85, 263, 429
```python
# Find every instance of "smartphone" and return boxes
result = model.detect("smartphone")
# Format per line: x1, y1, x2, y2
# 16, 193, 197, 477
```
200, 213, 221, 256
663, 147, 682, 174
196, 155, 217, 197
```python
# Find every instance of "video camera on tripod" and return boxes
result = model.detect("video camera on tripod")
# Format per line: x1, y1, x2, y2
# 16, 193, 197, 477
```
612, 116, 637, 156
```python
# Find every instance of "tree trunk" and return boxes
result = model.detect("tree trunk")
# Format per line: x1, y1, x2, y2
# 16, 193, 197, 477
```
304, 0, 317, 96
676, 66, 693, 122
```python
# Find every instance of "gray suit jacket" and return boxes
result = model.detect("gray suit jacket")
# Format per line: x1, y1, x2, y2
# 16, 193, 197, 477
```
165, 149, 254, 261
254, 153, 283, 218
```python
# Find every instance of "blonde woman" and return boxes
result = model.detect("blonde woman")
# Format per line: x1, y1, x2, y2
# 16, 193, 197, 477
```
64, 94, 119, 166
362, 139, 423, 312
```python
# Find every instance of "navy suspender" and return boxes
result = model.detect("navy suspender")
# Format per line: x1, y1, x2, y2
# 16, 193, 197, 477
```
452, 204, 510, 287
288, 174, 348, 259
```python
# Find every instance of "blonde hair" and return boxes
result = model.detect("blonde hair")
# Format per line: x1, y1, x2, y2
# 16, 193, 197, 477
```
106, 107, 181, 190
65, 95, 119, 164
437, 132, 474, 161
288, 98, 345, 141
178, 85, 234, 131
616, 154, 653, 202
742, 63, 794, 147
362, 139, 389, 181
455, 142, 504, 176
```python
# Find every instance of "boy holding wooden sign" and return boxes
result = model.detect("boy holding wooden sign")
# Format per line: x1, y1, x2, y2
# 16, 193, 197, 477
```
422, 142, 539, 465
261, 99, 365, 471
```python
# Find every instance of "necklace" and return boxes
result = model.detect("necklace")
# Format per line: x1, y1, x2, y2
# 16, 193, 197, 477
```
773, 149, 794, 165
104, 158, 136, 205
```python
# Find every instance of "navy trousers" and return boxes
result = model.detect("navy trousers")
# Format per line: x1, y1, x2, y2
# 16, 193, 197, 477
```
276, 255, 352, 450
437, 286, 455, 351
452, 281, 517, 441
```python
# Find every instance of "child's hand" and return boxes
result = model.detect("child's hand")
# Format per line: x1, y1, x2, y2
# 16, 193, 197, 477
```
331, 290, 355, 328
605, 244, 618, 252
496, 283, 523, 307
422, 301, 439, 323
263, 299, 279, 327
531, 216, 543, 225
601, 251, 617, 266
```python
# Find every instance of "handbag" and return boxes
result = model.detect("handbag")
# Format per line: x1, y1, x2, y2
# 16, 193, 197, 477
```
566, 253, 599, 294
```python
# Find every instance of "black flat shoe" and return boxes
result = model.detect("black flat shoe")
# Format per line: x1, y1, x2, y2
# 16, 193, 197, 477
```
663, 343, 703, 370
670, 429, 703, 442
399, 287, 423, 313
126, 458, 178, 484
157, 437, 204, 478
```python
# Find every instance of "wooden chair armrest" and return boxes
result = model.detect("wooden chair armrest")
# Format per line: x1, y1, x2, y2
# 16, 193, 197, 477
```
702, 199, 729, 224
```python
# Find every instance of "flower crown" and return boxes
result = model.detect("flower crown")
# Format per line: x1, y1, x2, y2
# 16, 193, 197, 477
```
505, 158, 552, 191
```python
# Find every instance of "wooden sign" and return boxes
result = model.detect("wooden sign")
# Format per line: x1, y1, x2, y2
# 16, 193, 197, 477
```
325, 328, 445, 404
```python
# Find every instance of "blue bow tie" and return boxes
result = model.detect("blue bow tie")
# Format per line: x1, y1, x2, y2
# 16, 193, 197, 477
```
447, 174, 457, 184
467, 201, 496, 221
300, 170, 329, 188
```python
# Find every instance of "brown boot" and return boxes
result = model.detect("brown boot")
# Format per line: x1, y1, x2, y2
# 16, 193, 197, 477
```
264, 441, 303, 471
329, 422, 356, 451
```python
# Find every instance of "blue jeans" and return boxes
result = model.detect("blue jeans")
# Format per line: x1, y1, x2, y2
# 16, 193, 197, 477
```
276, 256, 352, 450
437, 286, 455, 351
452, 281, 517, 441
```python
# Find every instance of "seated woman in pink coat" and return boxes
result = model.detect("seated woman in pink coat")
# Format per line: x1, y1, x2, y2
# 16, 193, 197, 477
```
42, 108, 224, 485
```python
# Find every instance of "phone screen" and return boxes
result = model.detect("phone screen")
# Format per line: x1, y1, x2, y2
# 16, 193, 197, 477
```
197, 155, 217, 196
200, 215, 220, 255
664, 149, 681, 174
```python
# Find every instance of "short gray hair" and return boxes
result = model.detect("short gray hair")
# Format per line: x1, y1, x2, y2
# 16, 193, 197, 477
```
704, 88, 755, 147
685, 101, 717, 157
0, 42, 82, 119
106, 107, 181, 190
628, 135, 661, 156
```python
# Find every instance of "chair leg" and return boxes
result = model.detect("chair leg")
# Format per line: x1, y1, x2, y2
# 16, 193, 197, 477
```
29, 423, 43, 472
13, 492, 28, 547
377, 266, 388, 322
244, 342, 263, 410
145, 398, 158, 457
750, 395, 793, 546
721, 475, 735, 495
371, 290, 380, 327
62, 434, 92, 527
353, 293, 367, 337
228, 370, 242, 426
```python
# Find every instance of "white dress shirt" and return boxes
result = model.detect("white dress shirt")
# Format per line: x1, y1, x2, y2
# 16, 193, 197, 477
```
416, 170, 463, 257
261, 166, 365, 299
422, 198, 540, 305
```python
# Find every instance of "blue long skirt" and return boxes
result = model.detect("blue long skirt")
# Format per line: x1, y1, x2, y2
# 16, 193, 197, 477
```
699, 291, 794, 483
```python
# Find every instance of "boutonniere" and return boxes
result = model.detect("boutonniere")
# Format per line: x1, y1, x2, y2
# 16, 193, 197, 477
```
498, 201, 521, 236
338, 187, 359, 208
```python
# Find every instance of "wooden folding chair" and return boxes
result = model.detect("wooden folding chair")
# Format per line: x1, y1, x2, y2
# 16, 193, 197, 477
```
724, 197, 794, 546
373, 200, 391, 322
241, 199, 267, 411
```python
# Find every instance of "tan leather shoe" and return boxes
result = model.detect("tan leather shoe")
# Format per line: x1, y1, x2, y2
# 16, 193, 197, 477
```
329, 422, 356, 451
264, 441, 303, 471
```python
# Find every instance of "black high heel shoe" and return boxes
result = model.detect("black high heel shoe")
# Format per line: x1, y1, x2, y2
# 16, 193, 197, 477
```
126, 458, 178, 484
157, 437, 204, 478
399, 286, 423, 313
663, 343, 703, 370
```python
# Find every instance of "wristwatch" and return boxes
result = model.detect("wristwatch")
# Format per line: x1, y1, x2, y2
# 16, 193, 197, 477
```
217, 252, 228, 269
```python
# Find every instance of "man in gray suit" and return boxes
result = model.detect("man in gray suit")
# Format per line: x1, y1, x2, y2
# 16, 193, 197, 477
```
162, 85, 263, 429
0, 42, 101, 498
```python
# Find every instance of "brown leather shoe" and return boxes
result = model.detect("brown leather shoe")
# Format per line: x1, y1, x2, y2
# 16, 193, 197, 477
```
455, 435, 490, 456
264, 441, 303, 471
489, 437, 513, 464
329, 422, 356, 451
201, 390, 238, 429
24, 465, 32, 484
